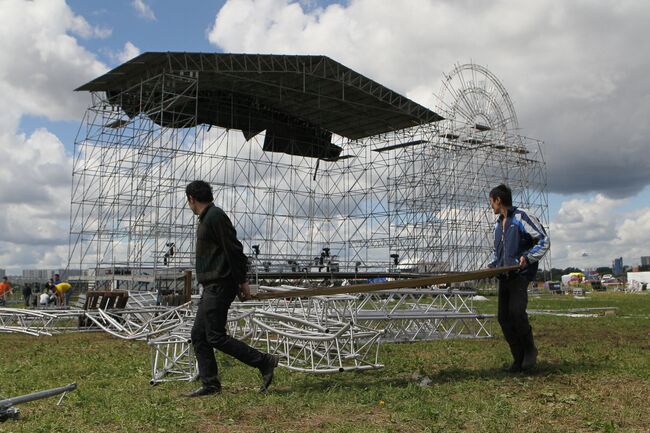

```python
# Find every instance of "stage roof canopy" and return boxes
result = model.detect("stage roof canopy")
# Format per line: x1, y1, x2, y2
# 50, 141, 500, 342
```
77, 52, 443, 158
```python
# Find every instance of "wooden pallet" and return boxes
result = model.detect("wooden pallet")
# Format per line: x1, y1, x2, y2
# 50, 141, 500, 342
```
79, 291, 129, 327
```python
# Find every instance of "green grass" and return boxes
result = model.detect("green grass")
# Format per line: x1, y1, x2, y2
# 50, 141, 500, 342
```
1, 292, 650, 432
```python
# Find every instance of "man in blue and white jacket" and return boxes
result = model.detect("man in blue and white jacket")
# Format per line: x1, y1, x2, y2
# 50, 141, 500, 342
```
488, 184, 550, 372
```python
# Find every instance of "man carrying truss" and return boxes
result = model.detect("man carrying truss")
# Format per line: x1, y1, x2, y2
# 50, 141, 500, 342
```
185, 180, 279, 397
488, 184, 550, 372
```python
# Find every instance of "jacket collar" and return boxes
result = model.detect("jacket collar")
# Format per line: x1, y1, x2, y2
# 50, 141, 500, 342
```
198, 203, 214, 222
498, 206, 517, 222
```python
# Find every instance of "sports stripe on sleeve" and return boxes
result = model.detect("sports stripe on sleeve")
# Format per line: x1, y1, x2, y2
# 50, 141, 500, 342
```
514, 209, 550, 263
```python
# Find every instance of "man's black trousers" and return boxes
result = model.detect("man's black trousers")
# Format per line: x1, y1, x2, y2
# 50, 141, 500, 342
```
497, 274, 532, 345
191, 283, 266, 388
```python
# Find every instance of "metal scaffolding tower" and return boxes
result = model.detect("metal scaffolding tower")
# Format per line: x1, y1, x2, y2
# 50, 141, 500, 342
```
67, 54, 548, 283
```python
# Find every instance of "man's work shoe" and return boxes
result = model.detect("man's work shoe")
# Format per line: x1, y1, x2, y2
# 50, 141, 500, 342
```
259, 354, 280, 392
183, 385, 221, 397
503, 361, 523, 373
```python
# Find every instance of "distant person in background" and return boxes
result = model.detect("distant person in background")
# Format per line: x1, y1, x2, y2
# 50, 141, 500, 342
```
55, 282, 73, 306
64, 288, 73, 306
0, 276, 13, 306
488, 184, 550, 373
63, 281, 74, 306
22, 284, 32, 307
51, 275, 62, 305
39, 291, 50, 307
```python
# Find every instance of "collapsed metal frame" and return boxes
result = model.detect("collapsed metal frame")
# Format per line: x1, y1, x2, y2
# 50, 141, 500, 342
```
67, 62, 548, 283
1, 282, 486, 381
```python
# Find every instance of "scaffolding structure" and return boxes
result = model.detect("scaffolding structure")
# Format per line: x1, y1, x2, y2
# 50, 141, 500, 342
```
68, 54, 548, 282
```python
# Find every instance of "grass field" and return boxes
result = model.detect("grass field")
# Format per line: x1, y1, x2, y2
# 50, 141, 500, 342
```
1, 292, 649, 433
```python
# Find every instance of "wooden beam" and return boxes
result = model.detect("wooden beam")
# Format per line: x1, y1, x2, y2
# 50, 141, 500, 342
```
252, 265, 520, 300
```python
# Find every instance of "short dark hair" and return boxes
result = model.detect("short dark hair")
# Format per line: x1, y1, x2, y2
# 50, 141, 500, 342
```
186, 180, 214, 203
489, 184, 512, 206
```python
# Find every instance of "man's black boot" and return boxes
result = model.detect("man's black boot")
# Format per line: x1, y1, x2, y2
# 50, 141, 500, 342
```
184, 385, 221, 397
521, 331, 538, 371
259, 354, 280, 392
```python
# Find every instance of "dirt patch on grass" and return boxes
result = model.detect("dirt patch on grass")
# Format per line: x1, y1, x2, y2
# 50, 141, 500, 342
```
490, 374, 650, 433
197, 405, 396, 433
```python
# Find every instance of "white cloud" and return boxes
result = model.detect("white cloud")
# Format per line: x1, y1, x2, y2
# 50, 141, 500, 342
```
68, 13, 112, 39
0, 0, 108, 273
0, 0, 108, 129
132, 0, 156, 21
0, 129, 73, 270
208, 0, 650, 198
550, 194, 650, 269
116, 41, 141, 63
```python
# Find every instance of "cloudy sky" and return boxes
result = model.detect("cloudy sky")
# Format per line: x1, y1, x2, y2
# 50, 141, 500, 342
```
0, 0, 649, 274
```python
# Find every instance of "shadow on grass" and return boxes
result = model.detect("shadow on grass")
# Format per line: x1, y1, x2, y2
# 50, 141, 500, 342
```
425, 358, 603, 384
270, 370, 413, 395
269, 359, 603, 395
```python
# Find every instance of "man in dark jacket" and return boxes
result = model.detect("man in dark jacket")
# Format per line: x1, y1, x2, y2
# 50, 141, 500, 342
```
185, 180, 279, 397
22, 284, 32, 307
488, 184, 550, 372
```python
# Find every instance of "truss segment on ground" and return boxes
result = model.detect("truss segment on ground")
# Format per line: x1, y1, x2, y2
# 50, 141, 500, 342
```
253, 285, 493, 342
0, 308, 85, 336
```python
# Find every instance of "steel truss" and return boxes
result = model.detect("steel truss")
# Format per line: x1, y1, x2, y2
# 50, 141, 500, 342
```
344, 289, 492, 341
148, 322, 196, 384
83, 303, 193, 340
0, 308, 85, 336
148, 307, 260, 384
250, 311, 383, 373
254, 285, 492, 342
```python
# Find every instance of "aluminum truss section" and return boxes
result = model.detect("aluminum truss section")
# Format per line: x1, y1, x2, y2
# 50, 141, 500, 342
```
250, 310, 383, 373
147, 307, 256, 384
256, 286, 493, 342
127, 291, 159, 308
148, 322, 197, 384
350, 289, 493, 341
82, 303, 193, 340
0, 308, 86, 336
234, 294, 384, 374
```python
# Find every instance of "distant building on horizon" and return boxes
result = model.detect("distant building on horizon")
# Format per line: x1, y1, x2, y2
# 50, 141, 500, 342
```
21, 268, 84, 281
23, 269, 64, 281
0, 269, 5, 278
22, 269, 53, 280
641, 256, 650, 267
612, 257, 624, 276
